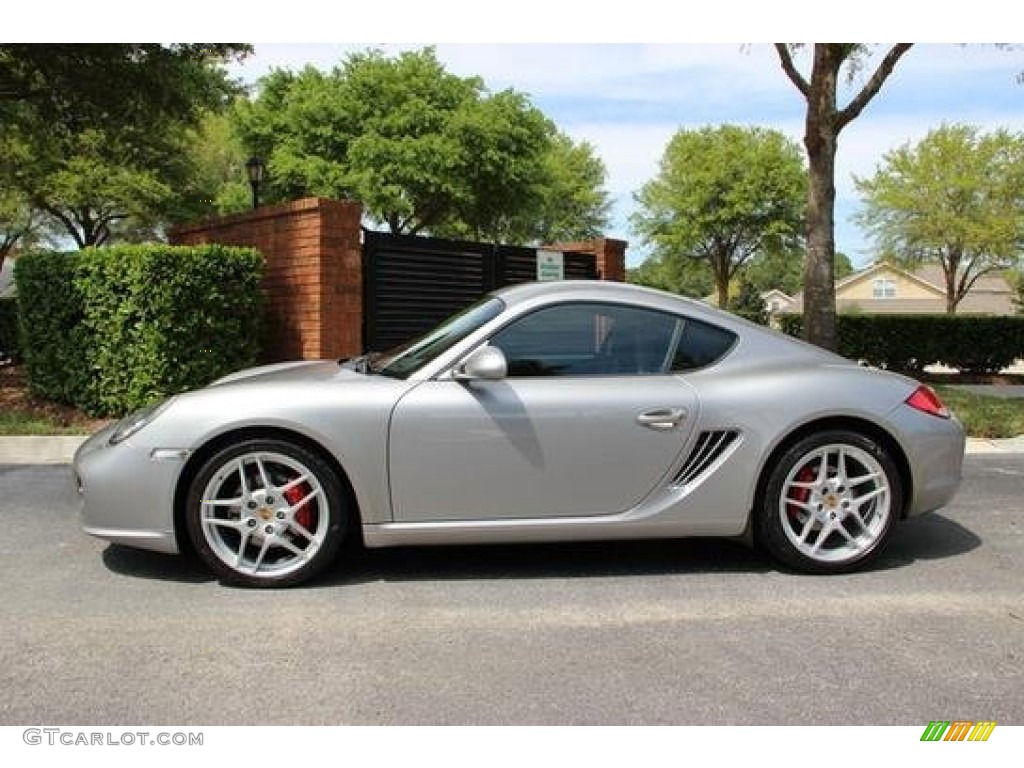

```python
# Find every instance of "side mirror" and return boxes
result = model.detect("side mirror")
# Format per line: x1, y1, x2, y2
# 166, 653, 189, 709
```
453, 346, 507, 382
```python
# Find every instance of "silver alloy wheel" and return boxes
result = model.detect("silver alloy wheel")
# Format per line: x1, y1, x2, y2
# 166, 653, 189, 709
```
778, 443, 891, 564
199, 451, 329, 579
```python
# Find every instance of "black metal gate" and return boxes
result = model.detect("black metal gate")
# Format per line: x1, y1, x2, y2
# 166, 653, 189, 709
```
362, 231, 597, 352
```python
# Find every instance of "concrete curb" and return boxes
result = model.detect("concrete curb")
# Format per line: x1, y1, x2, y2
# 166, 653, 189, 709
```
964, 436, 1024, 455
0, 434, 1023, 465
0, 436, 90, 464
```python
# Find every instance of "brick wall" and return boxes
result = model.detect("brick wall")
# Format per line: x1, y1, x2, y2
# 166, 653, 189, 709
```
170, 198, 363, 362
546, 238, 627, 282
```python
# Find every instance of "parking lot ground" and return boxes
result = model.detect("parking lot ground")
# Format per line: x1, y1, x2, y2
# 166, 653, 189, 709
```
0, 456, 1021, 725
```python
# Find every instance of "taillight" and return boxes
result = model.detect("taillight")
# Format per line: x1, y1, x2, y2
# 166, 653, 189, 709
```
905, 385, 950, 419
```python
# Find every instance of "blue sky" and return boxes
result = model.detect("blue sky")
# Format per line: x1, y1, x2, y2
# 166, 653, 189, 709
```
229, 43, 1024, 269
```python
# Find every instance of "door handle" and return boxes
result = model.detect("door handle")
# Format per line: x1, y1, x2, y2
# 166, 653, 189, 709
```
636, 407, 688, 431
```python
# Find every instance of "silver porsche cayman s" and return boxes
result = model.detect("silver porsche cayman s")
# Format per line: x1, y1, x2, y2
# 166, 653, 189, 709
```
74, 281, 965, 587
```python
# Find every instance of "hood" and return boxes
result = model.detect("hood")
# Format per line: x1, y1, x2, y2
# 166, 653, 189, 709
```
209, 360, 365, 388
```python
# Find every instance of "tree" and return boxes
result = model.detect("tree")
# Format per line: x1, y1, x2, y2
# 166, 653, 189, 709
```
628, 255, 714, 298
729, 278, 768, 324
528, 133, 612, 244
180, 109, 252, 218
233, 48, 610, 241
774, 44, 913, 349
1, 44, 250, 248
10, 126, 188, 248
631, 125, 806, 309
0, 44, 249, 128
433, 88, 557, 241
743, 246, 853, 296
0, 185, 35, 273
855, 124, 1024, 313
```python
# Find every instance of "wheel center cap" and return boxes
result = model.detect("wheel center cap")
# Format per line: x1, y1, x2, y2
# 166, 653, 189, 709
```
258, 507, 274, 521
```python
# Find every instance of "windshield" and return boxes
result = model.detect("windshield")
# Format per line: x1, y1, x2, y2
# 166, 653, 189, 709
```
375, 297, 506, 379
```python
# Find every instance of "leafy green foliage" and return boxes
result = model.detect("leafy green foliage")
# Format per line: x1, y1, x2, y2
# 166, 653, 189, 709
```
742, 248, 853, 297
779, 314, 1024, 373
0, 44, 250, 128
631, 125, 806, 309
0, 185, 35, 269
13, 252, 88, 404
855, 124, 1024, 313
0, 44, 250, 248
728, 279, 769, 325
13, 127, 183, 247
527, 133, 612, 244
233, 48, 609, 242
0, 296, 19, 361
628, 255, 715, 298
15, 245, 262, 416
179, 109, 252, 219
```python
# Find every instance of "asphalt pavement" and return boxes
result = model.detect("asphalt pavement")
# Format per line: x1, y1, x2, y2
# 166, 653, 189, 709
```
0, 456, 1021, 725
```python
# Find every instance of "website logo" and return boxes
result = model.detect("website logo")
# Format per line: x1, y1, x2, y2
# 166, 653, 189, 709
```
920, 721, 996, 742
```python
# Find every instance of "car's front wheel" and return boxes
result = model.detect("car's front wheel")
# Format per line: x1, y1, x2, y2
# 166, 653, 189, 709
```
757, 430, 901, 574
185, 438, 347, 587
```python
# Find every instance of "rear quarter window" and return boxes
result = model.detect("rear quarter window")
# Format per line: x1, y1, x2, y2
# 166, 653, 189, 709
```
672, 319, 737, 372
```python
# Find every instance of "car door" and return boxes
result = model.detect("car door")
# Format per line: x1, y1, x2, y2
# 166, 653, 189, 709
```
388, 302, 700, 522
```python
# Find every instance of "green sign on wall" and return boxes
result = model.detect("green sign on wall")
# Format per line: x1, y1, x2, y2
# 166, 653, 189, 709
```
536, 250, 564, 282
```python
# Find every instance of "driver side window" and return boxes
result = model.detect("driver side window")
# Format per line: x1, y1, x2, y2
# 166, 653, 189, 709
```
489, 303, 679, 377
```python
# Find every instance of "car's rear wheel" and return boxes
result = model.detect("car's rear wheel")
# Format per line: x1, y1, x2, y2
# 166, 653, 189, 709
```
185, 438, 347, 587
757, 430, 901, 574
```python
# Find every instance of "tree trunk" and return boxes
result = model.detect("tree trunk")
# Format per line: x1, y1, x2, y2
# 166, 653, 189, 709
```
715, 267, 730, 311
801, 48, 842, 351
803, 131, 838, 348
942, 258, 959, 314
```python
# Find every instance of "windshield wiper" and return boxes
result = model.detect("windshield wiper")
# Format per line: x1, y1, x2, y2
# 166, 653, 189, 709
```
339, 352, 382, 374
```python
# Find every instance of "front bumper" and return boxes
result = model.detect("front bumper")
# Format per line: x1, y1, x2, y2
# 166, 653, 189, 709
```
73, 422, 187, 554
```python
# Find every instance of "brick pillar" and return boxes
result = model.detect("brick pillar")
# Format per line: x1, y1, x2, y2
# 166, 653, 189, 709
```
170, 198, 363, 362
546, 237, 627, 282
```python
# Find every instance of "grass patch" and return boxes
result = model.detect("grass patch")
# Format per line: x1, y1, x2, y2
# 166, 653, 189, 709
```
934, 386, 1024, 439
0, 409, 96, 435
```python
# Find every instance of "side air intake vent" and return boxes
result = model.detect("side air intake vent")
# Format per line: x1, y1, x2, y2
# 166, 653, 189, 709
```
672, 430, 739, 487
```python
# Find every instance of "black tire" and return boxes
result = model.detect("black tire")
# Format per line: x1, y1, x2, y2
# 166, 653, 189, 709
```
185, 438, 348, 587
756, 430, 902, 574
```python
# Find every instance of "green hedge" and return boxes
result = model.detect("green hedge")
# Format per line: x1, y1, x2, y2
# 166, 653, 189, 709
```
15, 244, 263, 416
0, 296, 19, 362
779, 314, 1024, 373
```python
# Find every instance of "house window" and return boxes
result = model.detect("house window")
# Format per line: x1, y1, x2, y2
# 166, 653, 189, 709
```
872, 278, 896, 299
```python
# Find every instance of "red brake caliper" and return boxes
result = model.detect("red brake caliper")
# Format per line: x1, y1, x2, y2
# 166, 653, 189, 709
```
787, 465, 817, 520
283, 481, 314, 531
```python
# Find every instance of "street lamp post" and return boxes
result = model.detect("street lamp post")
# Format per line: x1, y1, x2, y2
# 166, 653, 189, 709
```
245, 156, 265, 209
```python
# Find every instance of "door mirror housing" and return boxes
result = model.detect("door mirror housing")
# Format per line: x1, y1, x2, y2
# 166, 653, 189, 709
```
453, 346, 507, 381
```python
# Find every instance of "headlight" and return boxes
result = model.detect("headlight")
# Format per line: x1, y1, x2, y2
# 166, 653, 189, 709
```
108, 399, 174, 445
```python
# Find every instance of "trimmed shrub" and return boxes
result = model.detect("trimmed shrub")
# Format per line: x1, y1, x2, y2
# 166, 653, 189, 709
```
779, 314, 1024, 373
0, 296, 20, 362
15, 251, 88, 402
15, 244, 263, 416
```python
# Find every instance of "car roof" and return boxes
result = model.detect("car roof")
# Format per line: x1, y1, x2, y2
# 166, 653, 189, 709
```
494, 280, 715, 316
